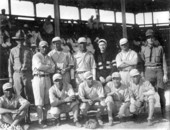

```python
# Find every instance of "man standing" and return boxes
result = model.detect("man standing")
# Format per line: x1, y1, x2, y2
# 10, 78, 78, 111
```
78, 71, 105, 125
8, 30, 34, 122
95, 39, 117, 85
104, 72, 130, 126
73, 37, 96, 89
129, 69, 155, 126
141, 29, 168, 118
0, 83, 30, 130
32, 40, 55, 128
48, 36, 74, 83
49, 73, 81, 127
116, 38, 138, 86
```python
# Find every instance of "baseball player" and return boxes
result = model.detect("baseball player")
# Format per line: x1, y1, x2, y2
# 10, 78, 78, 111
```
32, 40, 55, 128
48, 36, 74, 83
49, 73, 82, 127
73, 37, 96, 90
104, 72, 130, 126
129, 69, 155, 126
116, 38, 138, 86
78, 71, 105, 125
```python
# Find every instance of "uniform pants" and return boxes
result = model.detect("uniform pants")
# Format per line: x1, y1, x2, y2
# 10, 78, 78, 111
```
13, 71, 34, 103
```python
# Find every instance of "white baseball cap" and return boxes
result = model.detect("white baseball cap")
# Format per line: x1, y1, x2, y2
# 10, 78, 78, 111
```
130, 69, 140, 77
52, 36, 61, 43
39, 41, 48, 47
53, 73, 62, 81
97, 39, 107, 46
3, 83, 13, 91
77, 37, 87, 44
119, 38, 128, 46
84, 71, 93, 79
112, 72, 121, 78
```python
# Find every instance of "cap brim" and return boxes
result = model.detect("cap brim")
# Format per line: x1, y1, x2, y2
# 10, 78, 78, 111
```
12, 37, 25, 40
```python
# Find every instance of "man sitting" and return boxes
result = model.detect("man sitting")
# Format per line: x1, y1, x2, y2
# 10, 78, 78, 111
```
129, 69, 155, 126
0, 83, 30, 130
49, 73, 81, 127
104, 72, 130, 126
78, 71, 105, 125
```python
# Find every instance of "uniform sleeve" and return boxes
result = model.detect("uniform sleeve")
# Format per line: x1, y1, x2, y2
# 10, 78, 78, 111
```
8, 49, 14, 78
90, 53, 96, 69
78, 83, 86, 100
49, 88, 60, 105
104, 83, 111, 94
116, 53, 122, 68
161, 47, 168, 75
123, 88, 130, 102
143, 81, 155, 96
97, 83, 105, 98
0, 97, 4, 107
18, 96, 29, 106
128, 51, 138, 65
67, 52, 74, 66
67, 84, 75, 96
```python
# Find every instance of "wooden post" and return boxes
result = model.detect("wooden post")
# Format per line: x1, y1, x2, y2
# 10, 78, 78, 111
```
134, 13, 136, 24
143, 12, 145, 27
152, 11, 154, 25
33, 1, 37, 18
54, 0, 60, 36
114, 11, 117, 23
8, 0, 11, 17
120, 0, 127, 38
78, 7, 81, 20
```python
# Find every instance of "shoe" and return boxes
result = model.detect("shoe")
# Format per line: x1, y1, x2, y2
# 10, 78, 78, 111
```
38, 122, 47, 129
107, 120, 113, 126
97, 119, 104, 125
147, 119, 152, 126
75, 121, 82, 127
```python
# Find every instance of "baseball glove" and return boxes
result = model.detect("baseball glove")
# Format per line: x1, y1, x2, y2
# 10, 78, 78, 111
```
84, 119, 98, 129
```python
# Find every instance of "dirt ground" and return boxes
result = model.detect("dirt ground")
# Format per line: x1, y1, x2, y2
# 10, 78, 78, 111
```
28, 88, 170, 130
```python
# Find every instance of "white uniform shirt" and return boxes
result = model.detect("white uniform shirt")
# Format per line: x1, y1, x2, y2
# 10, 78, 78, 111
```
116, 49, 138, 71
49, 83, 74, 104
78, 80, 105, 100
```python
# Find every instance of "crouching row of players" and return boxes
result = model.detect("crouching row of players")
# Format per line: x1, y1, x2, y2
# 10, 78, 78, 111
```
0, 69, 155, 129
50, 69, 155, 127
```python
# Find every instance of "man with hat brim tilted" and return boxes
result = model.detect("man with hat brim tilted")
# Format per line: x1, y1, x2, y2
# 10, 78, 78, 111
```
115, 38, 138, 86
48, 36, 74, 84
104, 72, 130, 126
95, 38, 118, 86
73, 37, 96, 91
141, 29, 168, 119
8, 29, 34, 122
32, 40, 55, 128
78, 71, 105, 126
0, 82, 30, 130
129, 69, 155, 126
49, 73, 82, 127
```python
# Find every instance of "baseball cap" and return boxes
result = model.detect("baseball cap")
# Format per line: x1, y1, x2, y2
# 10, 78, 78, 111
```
84, 71, 93, 79
112, 72, 121, 78
97, 39, 107, 45
39, 41, 48, 47
130, 69, 140, 77
145, 29, 154, 37
119, 38, 128, 46
3, 83, 13, 91
53, 73, 62, 81
52, 36, 61, 43
77, 37, 87, 44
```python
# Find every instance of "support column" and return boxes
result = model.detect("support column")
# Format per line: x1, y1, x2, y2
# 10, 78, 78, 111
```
151, 11, 154, 25
134, 13, 136, 24
8, 0, 11, 17
120, 0, 127, 38
54, 0, 60, 36
78, 7, 81, 20
114, 11, 116, 23
33, 1, 37, 18
143, 12, 145, 27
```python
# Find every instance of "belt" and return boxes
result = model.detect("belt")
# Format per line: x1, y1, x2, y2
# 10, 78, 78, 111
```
34, 74, 50, 77
76, 71, 86, 74
146, 66, 161, 69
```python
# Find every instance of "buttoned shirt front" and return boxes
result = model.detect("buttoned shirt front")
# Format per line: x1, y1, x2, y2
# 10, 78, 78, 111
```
32, 52, 55, 75
49, 83, 74, 104
78, 80, 105, 100
105, 82, 130, 102
8, 45, 32, 78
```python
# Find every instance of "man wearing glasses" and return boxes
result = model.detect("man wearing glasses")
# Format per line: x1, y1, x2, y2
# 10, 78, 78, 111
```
116, 38, 138, 86
141, 29, 168, 119
0, 83, 30, 130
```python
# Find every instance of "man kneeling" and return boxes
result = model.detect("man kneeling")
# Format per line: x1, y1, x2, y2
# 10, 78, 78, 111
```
0, 83, 30, 130
129, 69, 155, 126
49, 73, 81, 127
78, 71, 105, 126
